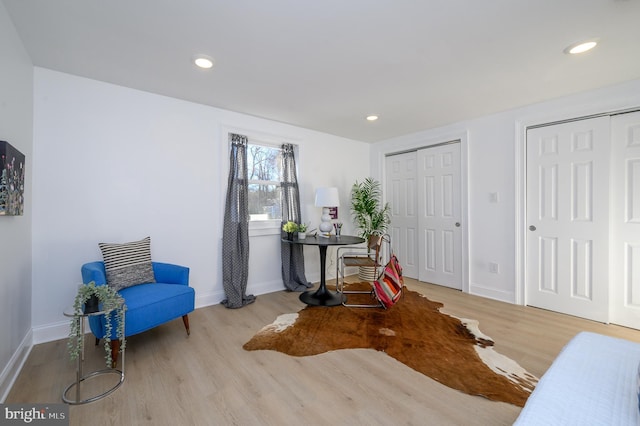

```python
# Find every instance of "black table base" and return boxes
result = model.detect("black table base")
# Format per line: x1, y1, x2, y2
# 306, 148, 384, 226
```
283, 235, 365, 307
299, 244, 345, 306
299, 286, 345, 306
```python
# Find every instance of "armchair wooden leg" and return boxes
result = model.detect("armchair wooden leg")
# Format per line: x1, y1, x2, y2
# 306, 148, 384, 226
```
95, 337, 100, 346
182, 314, 190, 336
110, 339, 120, 368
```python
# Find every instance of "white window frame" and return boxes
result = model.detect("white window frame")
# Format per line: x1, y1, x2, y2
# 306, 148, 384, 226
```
222, 127, 301, 237
247, 140, 282, 235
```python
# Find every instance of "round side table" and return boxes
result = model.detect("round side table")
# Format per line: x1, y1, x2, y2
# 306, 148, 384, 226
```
283, 235, 365, 306
62, 302, 125, 404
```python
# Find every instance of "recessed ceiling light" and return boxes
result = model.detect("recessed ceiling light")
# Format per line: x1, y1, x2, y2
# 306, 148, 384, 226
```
564, 40, 598, 55
366, 115, 379, 121
193, 55, 214, 69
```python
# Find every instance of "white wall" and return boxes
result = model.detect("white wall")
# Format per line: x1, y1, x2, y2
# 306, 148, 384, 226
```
371, 78, 640, 304
31, 68, 369, 343
0, 2, 33, 402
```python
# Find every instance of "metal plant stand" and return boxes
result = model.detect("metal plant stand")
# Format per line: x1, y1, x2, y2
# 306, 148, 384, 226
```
62, 303, 125, 404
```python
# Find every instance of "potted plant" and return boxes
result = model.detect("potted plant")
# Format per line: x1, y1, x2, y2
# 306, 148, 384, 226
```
67, 281, 126, 368
282, 220, 298, 240
350, 177, 391, 280
297, 222, 309, 239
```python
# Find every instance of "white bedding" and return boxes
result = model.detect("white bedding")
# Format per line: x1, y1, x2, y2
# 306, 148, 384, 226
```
514, 331, 640, 426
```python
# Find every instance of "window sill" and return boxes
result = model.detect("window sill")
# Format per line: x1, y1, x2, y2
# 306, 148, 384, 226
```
249, 220, 281, 237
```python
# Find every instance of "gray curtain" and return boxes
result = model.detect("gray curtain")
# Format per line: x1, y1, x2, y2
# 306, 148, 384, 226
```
280, 144, 312, 291
222, 133, 256, 308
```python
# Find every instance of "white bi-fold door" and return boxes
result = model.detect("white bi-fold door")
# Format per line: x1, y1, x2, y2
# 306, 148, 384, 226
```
417, 143, 462, 289
526, 117, 611, 322
610, 111, 640, 329
385, 151, 419, 279
385, 142, 463, 289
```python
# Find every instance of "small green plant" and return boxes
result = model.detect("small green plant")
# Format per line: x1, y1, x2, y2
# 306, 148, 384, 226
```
282, 221, 299, 233
68, 282, 126, 368
298, 222, 308, 233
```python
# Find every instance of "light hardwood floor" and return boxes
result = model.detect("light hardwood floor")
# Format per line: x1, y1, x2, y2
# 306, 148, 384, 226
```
7, 278, 640, 426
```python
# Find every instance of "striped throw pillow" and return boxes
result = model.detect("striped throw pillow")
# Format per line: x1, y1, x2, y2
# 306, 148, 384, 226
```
99, 236, 156, 291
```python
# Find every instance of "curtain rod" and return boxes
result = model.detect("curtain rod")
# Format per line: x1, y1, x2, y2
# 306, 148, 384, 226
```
385, 139, 460, 157
526, 106, 640, 130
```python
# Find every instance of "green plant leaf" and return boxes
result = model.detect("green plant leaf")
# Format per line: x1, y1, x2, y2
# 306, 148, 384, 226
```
350, 177, 391, 239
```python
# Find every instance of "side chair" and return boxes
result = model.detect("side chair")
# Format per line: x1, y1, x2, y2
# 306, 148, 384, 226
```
81, 261, 195, 367
336, 234, 391, 308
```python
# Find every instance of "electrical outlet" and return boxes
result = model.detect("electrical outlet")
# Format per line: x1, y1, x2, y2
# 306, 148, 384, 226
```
489, 262, 499, 273
489, 192, 499, 203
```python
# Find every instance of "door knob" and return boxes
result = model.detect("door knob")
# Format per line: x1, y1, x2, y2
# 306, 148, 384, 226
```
529, 225, 536, 231
455, 222, 461, 227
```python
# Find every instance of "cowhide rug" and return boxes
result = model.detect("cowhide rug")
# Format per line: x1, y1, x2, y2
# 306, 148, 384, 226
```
243, 283, 538, 407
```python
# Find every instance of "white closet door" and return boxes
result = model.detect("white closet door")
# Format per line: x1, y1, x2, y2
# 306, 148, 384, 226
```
526, 116, 610, 322
610, 111, 640, 329
417, 143, 462, 289
385, 151, 419, 279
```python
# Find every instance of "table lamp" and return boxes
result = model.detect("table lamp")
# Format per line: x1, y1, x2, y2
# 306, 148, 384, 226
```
314, 187, 340, 237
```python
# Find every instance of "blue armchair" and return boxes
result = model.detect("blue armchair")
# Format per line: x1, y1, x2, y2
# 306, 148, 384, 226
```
81, 261, 195, 366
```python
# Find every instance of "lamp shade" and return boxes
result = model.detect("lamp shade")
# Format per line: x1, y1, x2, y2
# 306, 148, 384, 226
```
314, 187, 340, 207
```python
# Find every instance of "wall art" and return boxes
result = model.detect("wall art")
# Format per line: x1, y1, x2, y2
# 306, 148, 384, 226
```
0, 140, 26, 216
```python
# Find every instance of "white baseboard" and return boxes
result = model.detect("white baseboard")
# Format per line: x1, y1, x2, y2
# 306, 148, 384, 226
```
32, 318, 72, 345
249, 279, 286, 298
194, 289, 226, 309
195, 279, 284, 308
0, 330, 33, 403
469, 282, 515, 304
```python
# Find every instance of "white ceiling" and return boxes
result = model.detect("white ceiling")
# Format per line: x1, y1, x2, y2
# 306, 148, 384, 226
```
4, 0, 640, 142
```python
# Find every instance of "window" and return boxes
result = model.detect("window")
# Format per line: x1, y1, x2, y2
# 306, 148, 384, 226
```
247, 143, 282, 221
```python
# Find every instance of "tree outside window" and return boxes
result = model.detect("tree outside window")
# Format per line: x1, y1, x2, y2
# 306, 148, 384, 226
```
247, 144, 282, 221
